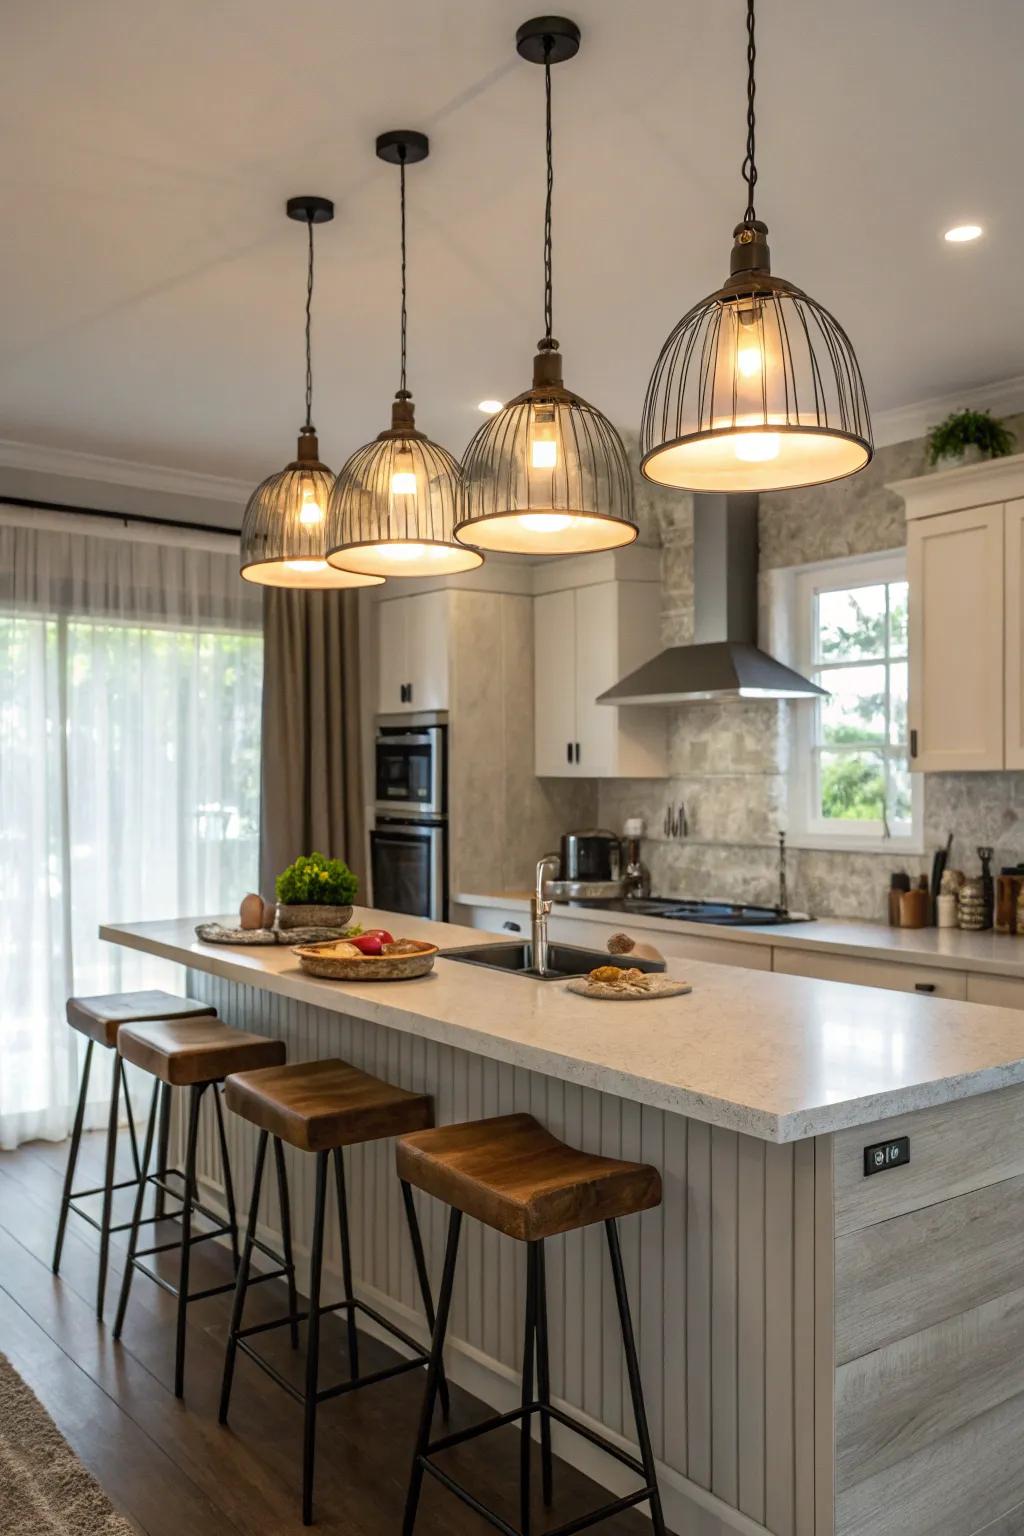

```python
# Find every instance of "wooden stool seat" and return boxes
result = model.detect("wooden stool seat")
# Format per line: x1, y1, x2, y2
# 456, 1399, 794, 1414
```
224, 1059, 432, 1153
117, 1018, 285, 1085
396, 1112, 662, 1242
67, 989, 215, 1049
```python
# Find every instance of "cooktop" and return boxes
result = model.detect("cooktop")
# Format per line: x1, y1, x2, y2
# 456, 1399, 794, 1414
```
578, 898, 811, 927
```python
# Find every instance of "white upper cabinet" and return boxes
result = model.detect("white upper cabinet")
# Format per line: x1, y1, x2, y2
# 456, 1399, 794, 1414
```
894, 455, 1024, 773
376, 591, 450, 714
533, 554, 667, 778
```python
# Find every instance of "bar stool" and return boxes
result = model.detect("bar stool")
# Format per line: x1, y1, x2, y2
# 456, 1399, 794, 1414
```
397, 1112, 666, 1536
53, 990, 218, 1319
113, 1018, 287, 1398
218, 1058, 448, 1526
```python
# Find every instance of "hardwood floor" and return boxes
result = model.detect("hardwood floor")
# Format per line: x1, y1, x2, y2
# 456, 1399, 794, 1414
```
0, 1128, 655, 1535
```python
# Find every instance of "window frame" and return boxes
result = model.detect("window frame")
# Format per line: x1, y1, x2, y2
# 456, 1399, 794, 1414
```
787, 549, 924, 854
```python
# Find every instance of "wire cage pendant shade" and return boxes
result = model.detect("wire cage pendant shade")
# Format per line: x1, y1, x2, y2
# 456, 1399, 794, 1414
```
456, 342, 636, 554
240, 196, 382, 589
640, 1, 872, 495
453, 17, 637, 557
326, 131, 481, 580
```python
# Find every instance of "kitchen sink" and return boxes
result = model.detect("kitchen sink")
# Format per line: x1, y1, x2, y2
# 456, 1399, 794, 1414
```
438, 939, 666, 981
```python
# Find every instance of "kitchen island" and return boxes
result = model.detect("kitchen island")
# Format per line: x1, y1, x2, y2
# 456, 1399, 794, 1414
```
101, 910, 1024, 1536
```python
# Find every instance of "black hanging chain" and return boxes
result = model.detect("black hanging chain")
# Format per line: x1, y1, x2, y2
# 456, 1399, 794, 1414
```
303, 214, 314, 428
399, 148, 409, 394
741, 0, 758, 226
542, 44, 554, 345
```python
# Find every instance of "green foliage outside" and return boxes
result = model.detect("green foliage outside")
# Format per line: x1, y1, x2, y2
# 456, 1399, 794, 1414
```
276, 852, 358, 906
926, 408, 1016, 467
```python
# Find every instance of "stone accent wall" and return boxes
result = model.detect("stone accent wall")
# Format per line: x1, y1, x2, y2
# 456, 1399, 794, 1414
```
599, 421, 1024, 920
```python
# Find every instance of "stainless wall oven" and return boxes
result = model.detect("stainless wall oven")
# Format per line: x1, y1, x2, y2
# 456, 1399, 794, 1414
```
371, 716, 448, 920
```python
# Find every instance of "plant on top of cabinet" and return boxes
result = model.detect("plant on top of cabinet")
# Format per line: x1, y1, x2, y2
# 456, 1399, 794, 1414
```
926, 408, 1016, 469
275, 852, 358, 930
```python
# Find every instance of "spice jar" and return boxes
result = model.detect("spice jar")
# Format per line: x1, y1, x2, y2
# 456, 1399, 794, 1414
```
899, 876, 931, 929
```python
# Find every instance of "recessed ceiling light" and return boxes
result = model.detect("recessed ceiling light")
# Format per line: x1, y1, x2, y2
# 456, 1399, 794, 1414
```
477, 399, 503, 414
944, 223, 983, 243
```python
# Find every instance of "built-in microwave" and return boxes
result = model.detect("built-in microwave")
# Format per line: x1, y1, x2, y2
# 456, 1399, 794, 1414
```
374, 721, 446, 818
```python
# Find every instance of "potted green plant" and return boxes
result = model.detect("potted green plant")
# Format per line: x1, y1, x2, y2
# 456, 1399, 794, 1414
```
275, 852, 358, 930
926, 408, 1016, 470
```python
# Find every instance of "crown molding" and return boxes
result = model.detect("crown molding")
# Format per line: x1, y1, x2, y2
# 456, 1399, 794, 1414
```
871, 374, 1024, 449
0, 438, 251, 504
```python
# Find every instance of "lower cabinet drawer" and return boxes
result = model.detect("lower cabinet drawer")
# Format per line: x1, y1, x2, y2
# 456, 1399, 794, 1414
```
456, 904, 528, 936
967, 972, 1024, 1010
772, 947, 967, 999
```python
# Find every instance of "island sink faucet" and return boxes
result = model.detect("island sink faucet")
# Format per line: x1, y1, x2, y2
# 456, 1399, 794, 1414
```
532, 855, 559, 976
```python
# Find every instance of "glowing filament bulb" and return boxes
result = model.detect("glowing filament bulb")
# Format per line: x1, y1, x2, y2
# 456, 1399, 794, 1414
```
737, 343, 762, 378
735, 303, 764, 380
530, 405, 559, 470
298, 477, 324, 525
733, 433, 780, 463
390, 445, 417, 496
519, 513, 572, 534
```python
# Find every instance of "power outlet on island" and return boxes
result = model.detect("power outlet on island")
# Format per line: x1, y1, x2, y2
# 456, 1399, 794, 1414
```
863, 1136, 910, 1177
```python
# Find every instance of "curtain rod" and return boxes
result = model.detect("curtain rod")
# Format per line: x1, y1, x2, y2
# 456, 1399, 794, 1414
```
0, 494, 241, 540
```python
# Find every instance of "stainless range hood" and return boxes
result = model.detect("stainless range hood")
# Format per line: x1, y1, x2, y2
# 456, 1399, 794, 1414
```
598, 496, 825, 704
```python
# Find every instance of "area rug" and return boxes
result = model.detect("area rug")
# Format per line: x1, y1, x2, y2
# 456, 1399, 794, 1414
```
0, 1352, 138, 1534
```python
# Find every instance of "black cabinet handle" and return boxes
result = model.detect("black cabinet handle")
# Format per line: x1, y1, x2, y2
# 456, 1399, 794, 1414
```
407, 682, 413, 704
914, 982, 936, 994
574, 742, 580, 763
502, 921, 522, 933
566, 742, 572, 763
910, 728, 918, 758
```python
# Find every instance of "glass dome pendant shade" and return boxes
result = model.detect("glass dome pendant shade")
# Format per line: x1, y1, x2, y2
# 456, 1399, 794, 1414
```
454, 17, 637, 557
639, 0, 872, 495
240, 196, 382, 589
326, 131, 481, 579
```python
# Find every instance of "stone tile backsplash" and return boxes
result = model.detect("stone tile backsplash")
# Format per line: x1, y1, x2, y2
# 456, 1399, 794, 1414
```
595, 421, 1024, 921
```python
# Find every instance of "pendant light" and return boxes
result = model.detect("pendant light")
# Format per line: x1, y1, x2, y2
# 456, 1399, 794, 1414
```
640, 0, 872, 494
326, 132, 482, 579
240, 197, 382, 590
454, 18, 637, 556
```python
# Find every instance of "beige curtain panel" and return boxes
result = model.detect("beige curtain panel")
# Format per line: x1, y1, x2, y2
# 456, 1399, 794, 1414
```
259, 588, 364, 896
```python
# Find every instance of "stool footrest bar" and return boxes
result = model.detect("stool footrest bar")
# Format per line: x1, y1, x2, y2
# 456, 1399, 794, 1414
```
544, 1487, 655, 1536
418, 1460, 520, 1536
427, 1403, 535, 1455
543, 1404, 646, 1477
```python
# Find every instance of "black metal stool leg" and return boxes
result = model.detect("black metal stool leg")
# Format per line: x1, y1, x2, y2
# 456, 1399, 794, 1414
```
303, 1150, 329, 1526
153, 1082, 172, 1221
332, 1147, 360, 1382
219, 1129, 268, 1425
96, 1046, 122, 1320
273, 1136, 300, 1348
402, 1207, 462, 1536
121, 1058, 142, 1180
174, 1083, 205, 1399
213, 1084, 240, 1270
53, 1038, 93, 1275
605, 1219, 666, 1536
400, 1178, 450, 1420
534, 1240, 554, 1506
520, 1240, 538, 1536
113, 1077, 160, 1339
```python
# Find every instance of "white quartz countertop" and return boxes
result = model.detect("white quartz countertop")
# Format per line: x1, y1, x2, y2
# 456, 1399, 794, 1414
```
100, 909, 1024, 1144
455, 891, 1024, 978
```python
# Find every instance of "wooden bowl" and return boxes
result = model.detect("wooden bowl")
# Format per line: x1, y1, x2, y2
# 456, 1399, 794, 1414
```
292, 938, 438, 981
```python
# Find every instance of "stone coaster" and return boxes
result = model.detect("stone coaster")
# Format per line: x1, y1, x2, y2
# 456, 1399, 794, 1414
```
195, 922, 346, 946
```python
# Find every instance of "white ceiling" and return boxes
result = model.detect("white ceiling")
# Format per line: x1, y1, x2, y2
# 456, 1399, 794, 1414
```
2, 0, 1021, 483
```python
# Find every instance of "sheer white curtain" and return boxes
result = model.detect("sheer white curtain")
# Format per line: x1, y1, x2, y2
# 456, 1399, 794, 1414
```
0, 511, 263, 1149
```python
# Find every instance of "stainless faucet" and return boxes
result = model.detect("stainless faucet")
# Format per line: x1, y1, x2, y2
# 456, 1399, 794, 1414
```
532, 855, 559, 976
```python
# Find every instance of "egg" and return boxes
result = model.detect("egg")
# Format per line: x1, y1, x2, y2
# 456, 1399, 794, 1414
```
239, 893, 265, 930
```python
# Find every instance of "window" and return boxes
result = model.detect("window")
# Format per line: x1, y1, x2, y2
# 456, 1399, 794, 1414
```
789, 552, 922, 851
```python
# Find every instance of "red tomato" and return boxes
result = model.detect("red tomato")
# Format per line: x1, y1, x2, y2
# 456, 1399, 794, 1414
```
361, 928, 394, 944
351, 933, 385, 955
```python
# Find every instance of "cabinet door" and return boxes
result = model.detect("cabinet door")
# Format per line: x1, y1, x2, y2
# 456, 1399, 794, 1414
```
406, 592, 450, 711
534, 589, 577, 775
574, 582, 619, 774
908, 504, 1004, 771
376, 599, 409, 713
1005, 500, 1024, 769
